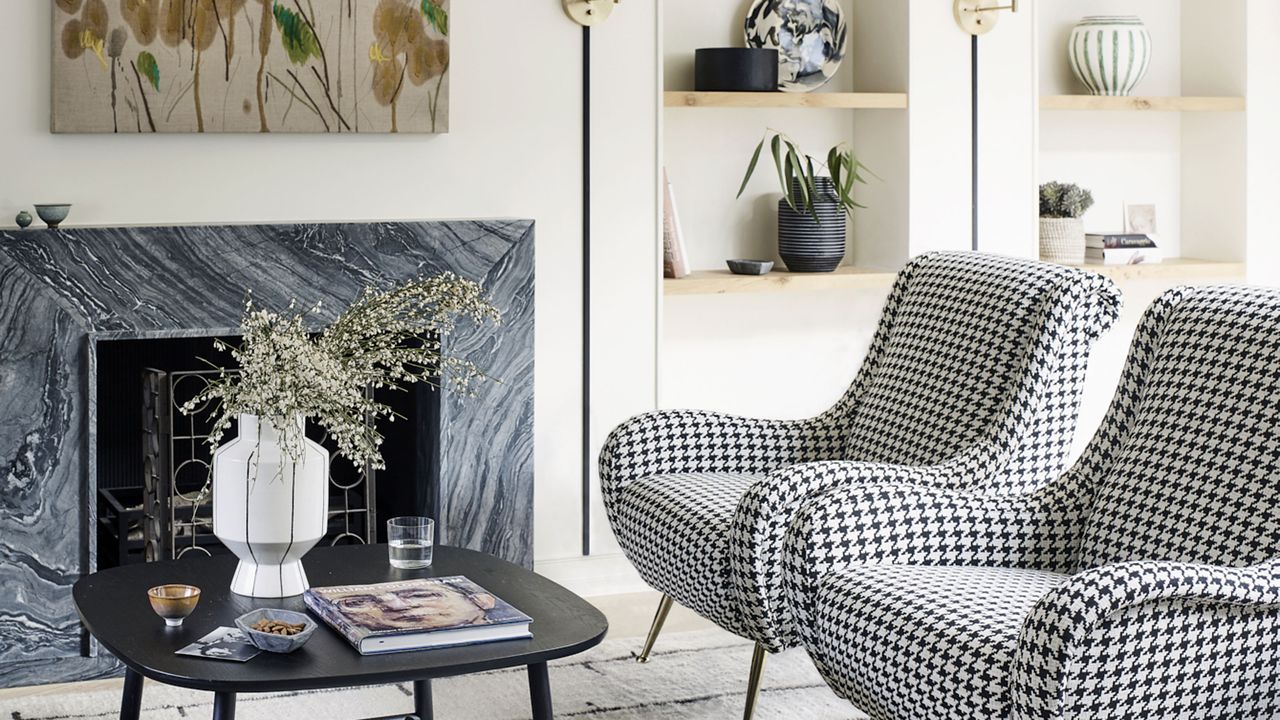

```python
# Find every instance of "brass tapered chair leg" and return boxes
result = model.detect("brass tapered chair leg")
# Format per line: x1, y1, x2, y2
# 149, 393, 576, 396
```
635, 594, 674, 663
742, 642, 768, 720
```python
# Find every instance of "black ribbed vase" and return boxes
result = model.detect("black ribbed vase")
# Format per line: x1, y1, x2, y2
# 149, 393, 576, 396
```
778, 177, 846, 273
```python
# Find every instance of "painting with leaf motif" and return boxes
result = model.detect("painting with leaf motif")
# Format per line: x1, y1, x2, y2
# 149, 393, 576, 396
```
52, 0, 450, 133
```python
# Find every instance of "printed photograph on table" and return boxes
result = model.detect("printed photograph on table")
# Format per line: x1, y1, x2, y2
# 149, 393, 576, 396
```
175, 626, 262, 663
52, 0, 451, 134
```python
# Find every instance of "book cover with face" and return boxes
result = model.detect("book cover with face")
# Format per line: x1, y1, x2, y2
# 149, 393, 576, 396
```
309, 577, 530, 634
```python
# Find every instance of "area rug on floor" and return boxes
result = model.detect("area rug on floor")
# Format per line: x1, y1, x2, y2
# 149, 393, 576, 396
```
2, 629, 864, 719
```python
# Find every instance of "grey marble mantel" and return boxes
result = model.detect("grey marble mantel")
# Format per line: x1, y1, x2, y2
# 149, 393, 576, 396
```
0, 220, 534, 687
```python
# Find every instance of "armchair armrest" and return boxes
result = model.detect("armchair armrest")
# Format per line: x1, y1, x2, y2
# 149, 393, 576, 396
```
732, 459, 1041, 650
1011, 560, 1280, 720
598, 409, 843, 501
780, 476, 1090, 650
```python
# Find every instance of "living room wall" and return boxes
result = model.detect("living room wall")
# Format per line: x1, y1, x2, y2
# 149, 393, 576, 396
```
0, 3, 659, 567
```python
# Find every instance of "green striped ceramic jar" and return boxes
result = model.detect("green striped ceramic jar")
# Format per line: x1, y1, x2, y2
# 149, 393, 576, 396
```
1068, 16, 1151, 96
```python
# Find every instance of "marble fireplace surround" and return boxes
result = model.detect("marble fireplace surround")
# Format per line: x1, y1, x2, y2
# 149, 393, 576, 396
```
0, 220, 534, 687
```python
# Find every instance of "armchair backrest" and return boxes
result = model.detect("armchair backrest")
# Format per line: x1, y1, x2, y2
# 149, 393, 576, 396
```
838, 252, 1121, 494
1078, 285, 1280, 569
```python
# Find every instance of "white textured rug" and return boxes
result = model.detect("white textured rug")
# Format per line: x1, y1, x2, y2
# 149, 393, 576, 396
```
2, 630, 863, 719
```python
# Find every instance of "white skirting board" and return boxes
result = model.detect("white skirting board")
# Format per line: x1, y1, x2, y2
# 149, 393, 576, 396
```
535, 553, 650, 598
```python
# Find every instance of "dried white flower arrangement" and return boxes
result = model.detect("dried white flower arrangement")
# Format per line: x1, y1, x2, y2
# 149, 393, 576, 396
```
182, 273, 500, 469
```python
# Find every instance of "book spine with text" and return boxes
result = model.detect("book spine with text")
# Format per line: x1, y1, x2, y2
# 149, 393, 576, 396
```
1086, 233, 1154, 249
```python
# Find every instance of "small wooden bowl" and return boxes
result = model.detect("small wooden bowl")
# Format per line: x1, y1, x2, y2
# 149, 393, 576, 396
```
147, 584, 201, 627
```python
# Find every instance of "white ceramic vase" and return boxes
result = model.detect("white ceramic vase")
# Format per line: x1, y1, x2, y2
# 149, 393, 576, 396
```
212, 414, 329, 598
1068, 16, 1151, 96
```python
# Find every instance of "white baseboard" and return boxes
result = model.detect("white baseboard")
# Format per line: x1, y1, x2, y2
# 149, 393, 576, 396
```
534, 553, 652, 598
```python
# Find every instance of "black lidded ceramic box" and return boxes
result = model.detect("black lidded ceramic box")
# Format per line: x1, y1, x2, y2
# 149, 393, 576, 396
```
694, 48, 779, 92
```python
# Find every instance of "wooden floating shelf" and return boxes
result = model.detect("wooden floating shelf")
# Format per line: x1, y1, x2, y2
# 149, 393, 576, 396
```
663, 259, 1244, 296
1065, 258, 1246, 282
664, 266, 896, 296
664, 91, 909, 110
1040, 95, 1245, 112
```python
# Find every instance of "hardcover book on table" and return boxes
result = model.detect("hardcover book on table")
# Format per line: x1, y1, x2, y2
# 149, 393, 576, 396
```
304, 577, 532, 655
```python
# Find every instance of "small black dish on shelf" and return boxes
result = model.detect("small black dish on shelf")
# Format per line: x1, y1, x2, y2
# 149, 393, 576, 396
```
695, 48, 779, 92
727, 259, 775, 276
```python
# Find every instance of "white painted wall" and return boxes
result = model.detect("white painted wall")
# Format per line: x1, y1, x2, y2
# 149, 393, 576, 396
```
0, 2, 659, 567
977, 2, 1038, 259
1038, 0, 1186, 258
1244, 0, 1280, 285
660, 0, 978, 436
662, 0, 859, 272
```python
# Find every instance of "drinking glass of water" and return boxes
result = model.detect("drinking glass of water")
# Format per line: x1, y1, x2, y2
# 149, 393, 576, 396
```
387, 517, 434, 569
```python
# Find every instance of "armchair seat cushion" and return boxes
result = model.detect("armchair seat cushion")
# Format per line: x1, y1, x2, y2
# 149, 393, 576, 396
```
808, 565, 1069, 720
610, 472, 763, 634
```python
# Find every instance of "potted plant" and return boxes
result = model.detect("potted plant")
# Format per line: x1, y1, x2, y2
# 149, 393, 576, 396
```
182, 274, 499, 598
738, 131, 873, 273
1039, 181, 1095, 264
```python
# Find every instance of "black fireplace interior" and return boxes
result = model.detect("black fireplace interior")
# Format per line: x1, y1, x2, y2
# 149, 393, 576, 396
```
95, 335, 440, 568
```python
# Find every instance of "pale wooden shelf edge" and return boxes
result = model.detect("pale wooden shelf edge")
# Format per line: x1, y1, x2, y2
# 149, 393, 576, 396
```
664, 91, 909, 110
1064, 258, 1246, 282
664, 259, 1245, 296
664, 266, 896, 296
1040, 95, 1245, 112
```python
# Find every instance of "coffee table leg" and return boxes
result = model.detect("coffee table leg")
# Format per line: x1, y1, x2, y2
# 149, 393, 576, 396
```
414, 679, 434, 720
119, 667, 143, 720
527, 662, 553, 720
212, 691, 236, 720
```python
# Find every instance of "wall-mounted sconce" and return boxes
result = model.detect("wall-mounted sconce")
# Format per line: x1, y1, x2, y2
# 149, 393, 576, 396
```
954, 0, 1018, 35
564, 0, 619, 26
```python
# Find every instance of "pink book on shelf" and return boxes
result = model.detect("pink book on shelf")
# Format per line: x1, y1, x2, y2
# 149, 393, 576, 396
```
662, 168, 690, 279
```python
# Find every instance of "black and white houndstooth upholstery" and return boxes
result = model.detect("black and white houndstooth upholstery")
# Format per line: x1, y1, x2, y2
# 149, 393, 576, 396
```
600, 252, 1122, 651
786, 285, 1280, 720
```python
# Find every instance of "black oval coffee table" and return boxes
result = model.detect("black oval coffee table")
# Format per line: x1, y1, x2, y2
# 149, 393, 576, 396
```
73, 544, 608, 720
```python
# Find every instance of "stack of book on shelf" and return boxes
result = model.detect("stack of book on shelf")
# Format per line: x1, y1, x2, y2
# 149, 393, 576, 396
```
662, 168, 690, 279
304, 577, 532, 655
1085, 233, 1162, 265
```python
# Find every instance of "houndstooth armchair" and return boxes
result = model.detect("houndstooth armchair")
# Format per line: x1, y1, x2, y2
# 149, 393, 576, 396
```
600, 252, 1122, 717
784, 285, 1280, 720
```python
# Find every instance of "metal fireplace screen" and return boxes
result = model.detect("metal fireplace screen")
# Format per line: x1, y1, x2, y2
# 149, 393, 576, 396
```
140, 369, 376, 562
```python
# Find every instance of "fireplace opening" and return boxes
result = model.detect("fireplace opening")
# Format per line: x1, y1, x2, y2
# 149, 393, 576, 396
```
94, 334, 440, 569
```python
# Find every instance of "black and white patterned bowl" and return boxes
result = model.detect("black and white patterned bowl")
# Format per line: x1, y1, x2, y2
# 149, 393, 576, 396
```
745, 0, 848, 92
235, 608, 318, 654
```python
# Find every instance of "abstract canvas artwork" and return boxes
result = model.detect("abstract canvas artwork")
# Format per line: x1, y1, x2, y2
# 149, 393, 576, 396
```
52, 0, 450, 134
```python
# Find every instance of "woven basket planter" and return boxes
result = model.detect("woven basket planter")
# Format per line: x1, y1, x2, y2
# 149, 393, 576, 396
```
1039, 218, 1085, 264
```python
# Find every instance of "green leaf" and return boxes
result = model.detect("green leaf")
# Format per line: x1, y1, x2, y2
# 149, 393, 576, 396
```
737, 138, 765, 199
137, 51, 160, 91
273, 2, 321, 65
771, 135, 788, 207
787, 144, 809, 213
805, 156, 820, 221
840, 151, 857, 199
782, 150, 799, 214
421, 0, 449, 35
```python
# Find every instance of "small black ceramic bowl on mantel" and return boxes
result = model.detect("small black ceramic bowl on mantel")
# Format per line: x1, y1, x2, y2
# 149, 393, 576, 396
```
695, 48, 779, 92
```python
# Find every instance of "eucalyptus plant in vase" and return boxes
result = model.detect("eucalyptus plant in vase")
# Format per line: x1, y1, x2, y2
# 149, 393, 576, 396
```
182, 274, 499, 598
738, 131, 873, 273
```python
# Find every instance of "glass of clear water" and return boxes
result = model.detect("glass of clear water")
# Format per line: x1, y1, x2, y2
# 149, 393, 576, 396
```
387, 517, 434, 569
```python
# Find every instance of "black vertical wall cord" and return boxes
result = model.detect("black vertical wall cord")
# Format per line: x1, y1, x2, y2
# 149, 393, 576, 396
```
971, 35, 979, 252
581, 25, 593, 556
